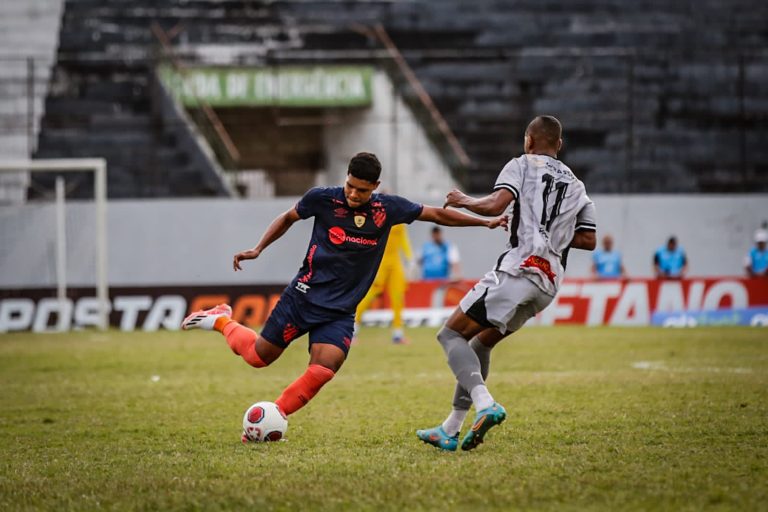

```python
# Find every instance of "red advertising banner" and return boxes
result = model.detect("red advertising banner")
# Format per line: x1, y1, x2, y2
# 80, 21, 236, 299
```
1, 278, 767, 332
397, 278, 768, 326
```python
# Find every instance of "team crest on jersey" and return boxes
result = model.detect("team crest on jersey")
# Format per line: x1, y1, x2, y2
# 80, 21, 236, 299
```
354, 214, 366, 228
372, 207, 386, 227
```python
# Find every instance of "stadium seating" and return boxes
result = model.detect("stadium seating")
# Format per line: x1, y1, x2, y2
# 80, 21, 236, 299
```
30, 0, 768, 197
0, 0, 63, 201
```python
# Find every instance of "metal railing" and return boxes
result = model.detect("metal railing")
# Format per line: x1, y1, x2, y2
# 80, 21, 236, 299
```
0, 55, 54, 157
149, 22, 241, 171
350, 23, 472, 188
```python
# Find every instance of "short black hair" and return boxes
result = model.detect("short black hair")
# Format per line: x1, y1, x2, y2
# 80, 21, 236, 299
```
347, 152, 381, 183
431, 226, 442, 234
526, 115, 562, 148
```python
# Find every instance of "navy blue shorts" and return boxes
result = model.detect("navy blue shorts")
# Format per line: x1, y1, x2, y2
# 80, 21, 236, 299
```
260, 289, 354, 356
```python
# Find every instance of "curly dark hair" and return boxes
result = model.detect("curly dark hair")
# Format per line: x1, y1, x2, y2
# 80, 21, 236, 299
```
347, 152, 381, 183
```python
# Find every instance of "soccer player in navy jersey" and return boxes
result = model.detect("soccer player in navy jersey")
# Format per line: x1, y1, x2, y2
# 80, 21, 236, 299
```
181, 152, 505, 431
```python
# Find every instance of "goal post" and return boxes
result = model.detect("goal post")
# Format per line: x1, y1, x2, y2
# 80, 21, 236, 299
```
0, 158, 109, 330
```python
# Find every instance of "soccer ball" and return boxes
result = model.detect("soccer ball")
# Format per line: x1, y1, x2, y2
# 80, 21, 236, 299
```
242, 401, 288, 442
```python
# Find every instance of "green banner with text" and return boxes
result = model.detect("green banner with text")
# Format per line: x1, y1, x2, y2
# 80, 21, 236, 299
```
159, 65, 373, 107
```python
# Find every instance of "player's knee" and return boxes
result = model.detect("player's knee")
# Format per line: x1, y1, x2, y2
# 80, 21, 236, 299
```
437, 325, 458, 344
308, 344, 346, 372
254, 336, 283, 366
312, 355, 344, 373
469, 337, 493, 355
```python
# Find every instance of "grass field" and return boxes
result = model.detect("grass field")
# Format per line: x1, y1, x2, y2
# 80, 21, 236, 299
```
0, 326, 766, 511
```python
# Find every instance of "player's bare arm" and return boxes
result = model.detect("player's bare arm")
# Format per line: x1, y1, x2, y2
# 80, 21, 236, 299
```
418, 205, 507, 229
570, 230, 597, 251
233, 208, 302, 271
443, 188, 515, 217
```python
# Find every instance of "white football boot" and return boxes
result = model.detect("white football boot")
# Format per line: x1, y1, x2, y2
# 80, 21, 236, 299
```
181, 303, 233, 330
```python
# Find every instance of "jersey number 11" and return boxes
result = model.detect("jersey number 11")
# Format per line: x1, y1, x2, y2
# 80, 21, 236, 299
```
540, 173, 568, 232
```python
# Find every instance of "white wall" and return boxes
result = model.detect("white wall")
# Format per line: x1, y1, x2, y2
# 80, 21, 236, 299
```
322, 70, 458, 199
1, 195, 766, 289
564, 195, 768, 278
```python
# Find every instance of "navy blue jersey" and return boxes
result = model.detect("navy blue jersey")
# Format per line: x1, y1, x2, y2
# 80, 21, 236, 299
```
290, 187, 423, 313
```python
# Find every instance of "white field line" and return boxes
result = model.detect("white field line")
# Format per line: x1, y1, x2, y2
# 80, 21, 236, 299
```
631, 361, 753, 374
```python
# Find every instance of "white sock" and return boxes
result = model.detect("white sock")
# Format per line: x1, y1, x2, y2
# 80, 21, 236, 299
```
392, 327, 404, 340
441, 409, 468, 437
470, 385, 494, 411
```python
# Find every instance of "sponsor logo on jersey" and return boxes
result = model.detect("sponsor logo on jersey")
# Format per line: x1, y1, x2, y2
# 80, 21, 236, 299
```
329, 226, 346, 245
354, 214, 366, 227
521, 255, 557, 283
328, 226, 378, 246
295, 281, 310, 293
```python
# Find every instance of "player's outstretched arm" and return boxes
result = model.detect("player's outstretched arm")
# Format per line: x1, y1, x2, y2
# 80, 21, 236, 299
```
443, 188, 514, 217
570, 230, 597, 251
233, 208, 301, 271
418, 205, 507, 229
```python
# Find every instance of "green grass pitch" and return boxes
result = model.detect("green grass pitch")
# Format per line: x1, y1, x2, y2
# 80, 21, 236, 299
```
1, 326, 766, 511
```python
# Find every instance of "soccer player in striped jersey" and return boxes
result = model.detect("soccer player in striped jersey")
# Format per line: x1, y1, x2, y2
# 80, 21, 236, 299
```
181, 152, 506, 436
417, 116, 597, 451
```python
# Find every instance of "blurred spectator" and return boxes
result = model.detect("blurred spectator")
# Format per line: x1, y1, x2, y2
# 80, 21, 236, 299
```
418, 226, 461, 280
591, 234, 625, 279
654, 236, 687, 279
754, 220, 768, 243
745, 230, 768, 277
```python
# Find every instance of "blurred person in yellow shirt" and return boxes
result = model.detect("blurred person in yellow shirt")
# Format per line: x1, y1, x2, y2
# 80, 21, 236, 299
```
354, 223, 413, 344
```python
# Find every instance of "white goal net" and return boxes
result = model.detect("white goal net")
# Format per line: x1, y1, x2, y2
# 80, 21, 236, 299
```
0, 159, 108, 331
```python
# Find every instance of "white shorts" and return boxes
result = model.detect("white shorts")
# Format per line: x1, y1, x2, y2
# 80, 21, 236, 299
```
459, 270, 553, 334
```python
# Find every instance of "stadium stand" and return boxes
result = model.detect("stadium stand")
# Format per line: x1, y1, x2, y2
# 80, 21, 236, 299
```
28, 0, 768, 197
0, 0, 64, 201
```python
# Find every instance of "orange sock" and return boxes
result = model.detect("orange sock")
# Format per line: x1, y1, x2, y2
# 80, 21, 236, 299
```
275, 364, 335, 416
217, 319, 266, 368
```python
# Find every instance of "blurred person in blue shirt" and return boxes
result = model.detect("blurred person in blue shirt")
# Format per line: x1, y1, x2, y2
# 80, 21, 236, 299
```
418, 226, 461, 280
591, 234, 625, 279
654, 236, 687, 279
745, 229, 768, 277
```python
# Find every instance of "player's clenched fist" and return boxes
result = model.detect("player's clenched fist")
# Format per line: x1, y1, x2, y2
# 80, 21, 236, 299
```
443, 189, 470, 209
233, 248, 261, 271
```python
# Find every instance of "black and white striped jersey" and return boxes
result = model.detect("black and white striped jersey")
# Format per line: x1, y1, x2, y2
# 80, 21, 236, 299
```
493, 154, 596, 296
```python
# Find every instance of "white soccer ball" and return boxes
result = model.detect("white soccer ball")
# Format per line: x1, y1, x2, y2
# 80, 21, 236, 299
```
242, 401, 288, 442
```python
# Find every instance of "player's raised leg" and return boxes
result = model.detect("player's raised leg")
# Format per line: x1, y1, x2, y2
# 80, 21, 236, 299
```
181, 303, 282, 368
